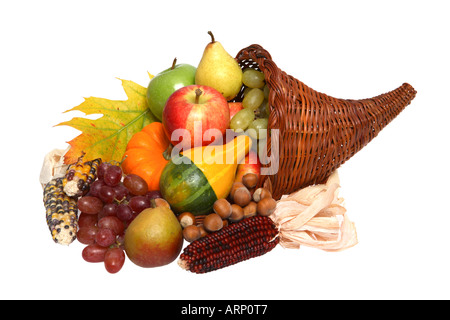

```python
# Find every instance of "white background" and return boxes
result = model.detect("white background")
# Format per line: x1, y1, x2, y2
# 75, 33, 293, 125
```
1, 0, 449, 300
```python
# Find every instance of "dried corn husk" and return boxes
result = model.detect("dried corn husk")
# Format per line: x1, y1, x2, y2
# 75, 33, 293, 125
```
270, 171, 358, 252
39, 147, 70, 189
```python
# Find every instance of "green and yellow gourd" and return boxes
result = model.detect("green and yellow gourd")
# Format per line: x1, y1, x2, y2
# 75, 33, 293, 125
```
160, 135, 251, 216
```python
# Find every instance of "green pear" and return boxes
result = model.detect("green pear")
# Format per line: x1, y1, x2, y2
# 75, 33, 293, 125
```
195, 31, 243, 101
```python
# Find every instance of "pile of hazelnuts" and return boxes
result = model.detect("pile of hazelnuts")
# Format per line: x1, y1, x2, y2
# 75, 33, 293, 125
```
178, 172, 277, 242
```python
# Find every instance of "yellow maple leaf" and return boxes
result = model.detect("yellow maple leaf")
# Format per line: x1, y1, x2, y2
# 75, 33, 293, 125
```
57, 78, 157, 164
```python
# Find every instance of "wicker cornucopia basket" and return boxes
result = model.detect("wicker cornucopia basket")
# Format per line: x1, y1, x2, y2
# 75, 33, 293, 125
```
234, 44, 417, 200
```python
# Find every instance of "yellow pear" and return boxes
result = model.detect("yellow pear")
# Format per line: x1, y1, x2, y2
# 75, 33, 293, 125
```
195, 31, 243, 100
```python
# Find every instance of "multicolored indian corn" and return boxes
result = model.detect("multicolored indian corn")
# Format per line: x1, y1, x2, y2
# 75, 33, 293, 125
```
62, 152, 101, 197
43, 178, 78, 245
178, 216, 279, 273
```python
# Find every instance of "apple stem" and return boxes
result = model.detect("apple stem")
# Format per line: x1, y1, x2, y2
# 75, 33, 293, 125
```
171, 57, 177, 70
208, 31, 215, 43
195, 88, 202, 104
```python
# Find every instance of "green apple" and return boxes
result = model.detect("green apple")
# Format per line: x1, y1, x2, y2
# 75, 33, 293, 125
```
146, 58, 196, 121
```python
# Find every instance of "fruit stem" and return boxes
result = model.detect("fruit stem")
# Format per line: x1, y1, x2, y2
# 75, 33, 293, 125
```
208, 31, 215, 43
195, 89, 202, 104
163, 144, 173, 161
119, 155, 128, 165
171, 57, 177, 70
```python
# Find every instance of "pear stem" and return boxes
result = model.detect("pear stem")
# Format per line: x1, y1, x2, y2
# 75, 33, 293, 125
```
171, 57, 177, 70
208, 31, 215, 43
195, 88, 202, 104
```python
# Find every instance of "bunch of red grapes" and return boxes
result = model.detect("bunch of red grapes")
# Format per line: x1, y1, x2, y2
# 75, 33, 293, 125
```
76, 162, 162, 273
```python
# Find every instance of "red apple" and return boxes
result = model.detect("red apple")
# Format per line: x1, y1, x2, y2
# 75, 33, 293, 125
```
162, 85, 230, 150
235, 150, 261, 183
228, 102, 243, 120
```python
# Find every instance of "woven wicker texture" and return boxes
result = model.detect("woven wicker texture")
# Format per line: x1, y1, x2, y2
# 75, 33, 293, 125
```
235, 44, 417, 200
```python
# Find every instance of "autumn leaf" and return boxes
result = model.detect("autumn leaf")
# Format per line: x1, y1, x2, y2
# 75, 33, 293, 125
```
57, 77, 157, 164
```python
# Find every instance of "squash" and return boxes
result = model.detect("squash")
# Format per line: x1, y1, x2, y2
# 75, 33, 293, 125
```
122, 122, 172, 191
160, 135, 252, 215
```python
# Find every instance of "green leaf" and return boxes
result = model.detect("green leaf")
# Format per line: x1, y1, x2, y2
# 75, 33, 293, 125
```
57, 78, 157, 164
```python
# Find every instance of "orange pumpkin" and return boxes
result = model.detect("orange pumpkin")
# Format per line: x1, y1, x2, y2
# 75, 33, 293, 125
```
122, 122, 172, 191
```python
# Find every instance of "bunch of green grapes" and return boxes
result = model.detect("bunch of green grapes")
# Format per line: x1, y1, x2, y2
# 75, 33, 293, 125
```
230, 68, 270, 140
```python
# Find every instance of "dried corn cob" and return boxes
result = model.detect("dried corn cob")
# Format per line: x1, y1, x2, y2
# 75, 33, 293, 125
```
178, 216, 279, 273
63, 152, 101, 197
43, 178, 78, 245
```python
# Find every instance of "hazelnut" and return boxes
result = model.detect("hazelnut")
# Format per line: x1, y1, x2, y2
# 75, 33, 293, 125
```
253, 187, 272, 202
243, 201, 257, 219
230, 182, 245, 201
183, 225, 201, 242
222, 219, 229, 228
203, 213, 223, 232
233, 187, 252, 207
257, 197, 277, 216
178, 212, 196, 228
198, 225, 208, 237
213, 198, 232, 219
229, 204, 244, 222
242, 173, 258, 189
